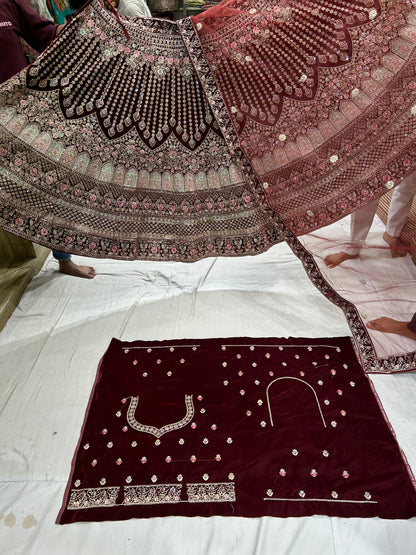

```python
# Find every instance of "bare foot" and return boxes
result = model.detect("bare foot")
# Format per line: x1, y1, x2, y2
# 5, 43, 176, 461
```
383, 232, 408, 257
59, 259, 96, 279
366, 317, 416, 341
324, 251, 359, 268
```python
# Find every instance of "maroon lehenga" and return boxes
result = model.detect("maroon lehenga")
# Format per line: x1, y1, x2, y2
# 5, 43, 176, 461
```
0, 0, 415, 261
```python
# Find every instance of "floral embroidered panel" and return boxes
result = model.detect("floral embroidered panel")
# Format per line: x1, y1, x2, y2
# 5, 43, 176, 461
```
193, 0, 416, 234
0, 4, 282, 261
57, 337, 416, 523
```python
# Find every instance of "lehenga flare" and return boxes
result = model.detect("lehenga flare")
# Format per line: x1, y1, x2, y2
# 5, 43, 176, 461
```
1, 0, 416, 261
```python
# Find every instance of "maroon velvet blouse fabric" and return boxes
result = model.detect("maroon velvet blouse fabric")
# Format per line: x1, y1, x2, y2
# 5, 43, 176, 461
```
57, 336, 416, 524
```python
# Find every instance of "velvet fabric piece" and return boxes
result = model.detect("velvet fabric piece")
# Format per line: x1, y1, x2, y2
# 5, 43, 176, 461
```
58, 336, 416, 523
192, 0, 416, 235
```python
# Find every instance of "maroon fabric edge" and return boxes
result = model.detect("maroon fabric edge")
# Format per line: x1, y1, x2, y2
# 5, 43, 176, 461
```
283, 226, 416, 374
56, 338, 118, 524
368, 377, 416, 491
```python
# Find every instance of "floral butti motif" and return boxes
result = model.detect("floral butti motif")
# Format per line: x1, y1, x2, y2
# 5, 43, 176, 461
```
196, 1, 381, 135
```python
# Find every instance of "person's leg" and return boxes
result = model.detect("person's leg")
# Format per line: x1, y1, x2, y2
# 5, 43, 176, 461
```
324, 200, 378, 268
385, 176, 416, 236
52, 250, 96, 279
407, 313, 416, 334
52, 250, 71, 263
384, 175, 416, 256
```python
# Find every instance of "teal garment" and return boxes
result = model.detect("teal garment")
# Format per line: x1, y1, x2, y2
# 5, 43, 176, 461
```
52, 6, 71, 25
47, 0, 72, 24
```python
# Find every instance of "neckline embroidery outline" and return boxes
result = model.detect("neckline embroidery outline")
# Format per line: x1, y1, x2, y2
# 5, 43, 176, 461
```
266, 377, 327, 429
127, 394, 194, 438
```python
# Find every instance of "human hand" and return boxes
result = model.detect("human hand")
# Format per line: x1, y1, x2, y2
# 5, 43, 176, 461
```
103, 0, 120, 10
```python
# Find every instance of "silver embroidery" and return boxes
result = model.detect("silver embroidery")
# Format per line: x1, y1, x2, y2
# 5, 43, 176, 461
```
264, 496, 377, 504
123, 484, 182, 505
266, 377, 327, 429
67, 486, 120, 509
186, 482, 236, 503
220, 343, 341, 349
125, 344, 200, 350
127, 395, 194, 438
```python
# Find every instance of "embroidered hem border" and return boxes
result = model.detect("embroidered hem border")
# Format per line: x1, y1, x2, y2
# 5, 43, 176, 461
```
281, 222, 416, 374
67, 482, 236, 509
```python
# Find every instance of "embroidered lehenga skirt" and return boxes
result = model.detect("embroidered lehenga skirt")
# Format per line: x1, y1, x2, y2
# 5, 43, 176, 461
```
1, 0, 416, 261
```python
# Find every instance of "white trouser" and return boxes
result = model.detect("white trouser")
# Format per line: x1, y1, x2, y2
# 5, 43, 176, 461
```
345, 174, 416, 255
385, 173, 416, 237
118, 0, 152, 17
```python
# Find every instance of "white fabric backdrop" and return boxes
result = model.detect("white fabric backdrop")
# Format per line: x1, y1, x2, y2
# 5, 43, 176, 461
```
0, 233, 415, 554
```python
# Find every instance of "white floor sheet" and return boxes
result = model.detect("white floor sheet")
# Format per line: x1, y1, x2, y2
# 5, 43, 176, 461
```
0, 238, 415, 554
